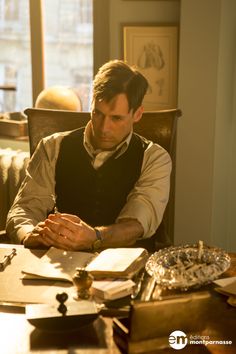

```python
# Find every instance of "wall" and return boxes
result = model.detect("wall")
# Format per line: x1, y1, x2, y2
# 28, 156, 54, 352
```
214, 0, 236, 251
175, 0, 236, 251
109, 0, 180, 59
229, 54, 236, 251
100, 0, 236, 251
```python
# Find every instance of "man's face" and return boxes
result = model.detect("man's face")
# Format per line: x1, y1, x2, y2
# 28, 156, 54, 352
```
90, 93, 142, 150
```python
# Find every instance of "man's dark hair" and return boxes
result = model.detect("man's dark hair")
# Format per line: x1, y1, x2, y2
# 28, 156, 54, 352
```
93, 60, 148, 112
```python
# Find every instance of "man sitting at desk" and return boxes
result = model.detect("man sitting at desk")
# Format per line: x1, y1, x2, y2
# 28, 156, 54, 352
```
6, 60, 171, 251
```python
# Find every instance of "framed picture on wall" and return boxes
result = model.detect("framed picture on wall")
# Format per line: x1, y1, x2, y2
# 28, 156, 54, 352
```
123, 25, 178, 111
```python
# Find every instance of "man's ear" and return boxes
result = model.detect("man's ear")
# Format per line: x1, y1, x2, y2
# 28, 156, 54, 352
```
133, 106, 144, 123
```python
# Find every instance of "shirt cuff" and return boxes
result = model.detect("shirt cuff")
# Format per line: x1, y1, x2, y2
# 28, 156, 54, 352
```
16, 225, 34, 244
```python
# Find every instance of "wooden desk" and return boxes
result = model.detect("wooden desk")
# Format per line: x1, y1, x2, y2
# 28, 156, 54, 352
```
0, 244, 121, 353
0, 244, 235, 353
0, 311, 120, 353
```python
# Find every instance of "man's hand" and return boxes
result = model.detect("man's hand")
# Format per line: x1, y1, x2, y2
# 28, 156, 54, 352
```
40, 213, 96, 251
23, 214, 144, 251
23, 221, 50, 249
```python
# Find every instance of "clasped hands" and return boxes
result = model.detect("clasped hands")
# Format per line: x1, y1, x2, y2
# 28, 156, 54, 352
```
23, 213, 96, 250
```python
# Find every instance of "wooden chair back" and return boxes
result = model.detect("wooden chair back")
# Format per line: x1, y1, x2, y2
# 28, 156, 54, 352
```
25, 107, 181, 250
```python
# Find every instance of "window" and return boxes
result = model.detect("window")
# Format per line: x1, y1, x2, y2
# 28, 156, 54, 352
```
44, 0, 93, 111
0, 0, 93, 112
0, 0, 31, 112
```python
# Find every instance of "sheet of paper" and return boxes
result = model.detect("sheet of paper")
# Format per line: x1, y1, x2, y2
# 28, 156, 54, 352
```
22, 247, 95, 282
0, 247, 75, 304
215, 280, 236, 297
213, 276, 236, 287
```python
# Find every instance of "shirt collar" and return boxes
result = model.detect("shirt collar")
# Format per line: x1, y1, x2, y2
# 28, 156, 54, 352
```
83, 121, 133, 159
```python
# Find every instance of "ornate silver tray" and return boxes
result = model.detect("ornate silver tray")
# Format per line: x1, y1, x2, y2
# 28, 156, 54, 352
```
145, 242, 231, 290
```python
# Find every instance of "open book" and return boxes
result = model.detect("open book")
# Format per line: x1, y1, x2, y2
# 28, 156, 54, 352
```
22, 247, 148, 283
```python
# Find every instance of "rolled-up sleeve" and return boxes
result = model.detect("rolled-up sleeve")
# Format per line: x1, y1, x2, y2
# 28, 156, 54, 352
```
116, 142, 172, 238
6, 133, 63, 243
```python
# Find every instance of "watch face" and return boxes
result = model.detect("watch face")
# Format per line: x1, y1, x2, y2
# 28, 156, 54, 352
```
93, 239, 102, 251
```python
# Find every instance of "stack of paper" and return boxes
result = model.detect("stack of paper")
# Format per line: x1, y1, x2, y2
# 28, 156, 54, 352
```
91, 279, 135, 300
214, 276, 236, 307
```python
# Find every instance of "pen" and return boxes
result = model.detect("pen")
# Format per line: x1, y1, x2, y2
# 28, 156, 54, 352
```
51, 194, 59, 214
0, 248, 17, 271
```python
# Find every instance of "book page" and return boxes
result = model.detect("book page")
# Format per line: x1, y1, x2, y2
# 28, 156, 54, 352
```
85, 248, 146, 273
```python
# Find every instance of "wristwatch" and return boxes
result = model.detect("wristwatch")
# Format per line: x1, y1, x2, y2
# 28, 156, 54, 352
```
92, 228, 103, 251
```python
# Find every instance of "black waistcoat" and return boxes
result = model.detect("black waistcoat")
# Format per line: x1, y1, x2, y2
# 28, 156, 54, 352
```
55, 128, 148, 227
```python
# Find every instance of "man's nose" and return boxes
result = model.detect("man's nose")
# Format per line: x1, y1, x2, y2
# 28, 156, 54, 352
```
100, 116, 111, 132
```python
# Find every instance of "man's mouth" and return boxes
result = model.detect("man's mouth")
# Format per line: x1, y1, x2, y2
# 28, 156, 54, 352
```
99, 136, 112, 142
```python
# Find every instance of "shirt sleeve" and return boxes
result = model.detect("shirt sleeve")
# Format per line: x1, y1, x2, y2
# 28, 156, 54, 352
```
6, 134, 62, 243
116, 142, 172, 238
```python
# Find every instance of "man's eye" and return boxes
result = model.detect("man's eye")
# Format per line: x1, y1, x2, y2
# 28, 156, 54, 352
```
112, 116, 122, 121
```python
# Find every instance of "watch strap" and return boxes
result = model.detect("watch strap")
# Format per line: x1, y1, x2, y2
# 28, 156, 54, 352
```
94, 228, 102, 241
92, 228, 103, 251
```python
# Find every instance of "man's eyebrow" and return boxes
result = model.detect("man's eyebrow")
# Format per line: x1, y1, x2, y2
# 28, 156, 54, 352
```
93, 107, 127, 119
93, 107, 103, 114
